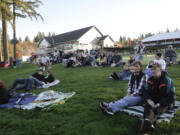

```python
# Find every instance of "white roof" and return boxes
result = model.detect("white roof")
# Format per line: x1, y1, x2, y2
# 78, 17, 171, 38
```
142, 31, 180, 43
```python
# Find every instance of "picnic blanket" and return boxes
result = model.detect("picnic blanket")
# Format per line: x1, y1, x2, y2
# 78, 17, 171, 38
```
0, 90, 75, 111
121, 101, 180, 123
38, 80, 60, 89
17, 90, 75, 110
0, 93, 37, 109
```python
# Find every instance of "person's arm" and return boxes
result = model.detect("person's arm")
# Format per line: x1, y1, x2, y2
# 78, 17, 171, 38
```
117, 56, 122, 64
123, 63, 129, 70
31, 73, 45, 82
162, 60, 166, 70
31, 73, 37, 78
159, 79, 175, 106
127, 75, 132, 96
164, 50, 168, 58
174, 50, 178, 58
159, 91, 175, 106
141, 80, 152, 102
132, 75, 147, 96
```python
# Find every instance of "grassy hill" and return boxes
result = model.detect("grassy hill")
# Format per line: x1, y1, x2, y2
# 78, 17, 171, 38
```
0, 61, 180, 135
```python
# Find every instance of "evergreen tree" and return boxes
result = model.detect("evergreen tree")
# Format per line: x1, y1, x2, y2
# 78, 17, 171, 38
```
11, 0, 43, 59
25, 36, 30, 42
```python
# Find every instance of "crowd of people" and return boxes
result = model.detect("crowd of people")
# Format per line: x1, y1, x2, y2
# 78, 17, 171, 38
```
99, 45, 177, 134
29, 49, 125, 69
100, 60, 175, 134
0, 57, 22, 69
0, 45, 178, 134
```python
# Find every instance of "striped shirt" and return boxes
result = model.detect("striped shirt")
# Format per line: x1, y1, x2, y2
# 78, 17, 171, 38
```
127, 74, 148, 96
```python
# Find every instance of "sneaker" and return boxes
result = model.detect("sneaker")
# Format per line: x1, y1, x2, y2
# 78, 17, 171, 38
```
112, 73, 119, 80
103, 107, 115, 115
100, 101, 114, 116
100, 101, 109, 109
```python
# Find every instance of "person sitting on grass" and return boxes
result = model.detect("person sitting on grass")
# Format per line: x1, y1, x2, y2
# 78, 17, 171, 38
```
40, 54, 50, 71
97, 55, 107, 67
111, 62, 131, 80
164, 45, 177, 65
90, 49, 97, 66
100, 61, 147, 115
81, 54, 92, 66
9, 57, 16, 69
107, 53, 113, 66
66, 57, 76, 68
154, 52, 166, 71
0, 80, 10, 105
66, 57, 81, 68
128, 55, 136, 65
110, 55, 135, 80
136, 63, 175, 134
144, 60, 154, 78
112, 52, 123, 67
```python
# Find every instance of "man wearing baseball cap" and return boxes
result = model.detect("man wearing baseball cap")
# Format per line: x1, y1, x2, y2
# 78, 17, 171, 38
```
136, 63, 175, 134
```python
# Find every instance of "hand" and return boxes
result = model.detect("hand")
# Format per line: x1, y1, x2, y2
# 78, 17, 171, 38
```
147, 99, 156, 108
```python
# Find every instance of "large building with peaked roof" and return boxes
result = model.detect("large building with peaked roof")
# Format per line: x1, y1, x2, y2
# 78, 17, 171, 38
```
142, 31, 180, 48
37, 26, 115, 54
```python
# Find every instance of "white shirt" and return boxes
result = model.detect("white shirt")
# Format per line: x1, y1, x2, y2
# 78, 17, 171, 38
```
53, 51, 59, 57
41, 56, 49, 64
154, 59, 166, 70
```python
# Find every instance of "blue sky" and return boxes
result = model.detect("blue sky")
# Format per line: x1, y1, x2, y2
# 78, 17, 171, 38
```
3, 0, 180, 41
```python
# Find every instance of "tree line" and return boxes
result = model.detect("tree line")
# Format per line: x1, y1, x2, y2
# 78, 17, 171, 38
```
117, 27, 179, 48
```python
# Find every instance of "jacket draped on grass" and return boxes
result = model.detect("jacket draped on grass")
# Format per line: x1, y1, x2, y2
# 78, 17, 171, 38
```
142, 72, 175, 107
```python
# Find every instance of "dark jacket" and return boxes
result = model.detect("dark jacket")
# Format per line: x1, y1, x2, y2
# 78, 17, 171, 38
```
165, 50, 177, 58
0, 80, 9, 105
142, 72, 175, 106
32, 72, 45, 82
44, 75, 55, 83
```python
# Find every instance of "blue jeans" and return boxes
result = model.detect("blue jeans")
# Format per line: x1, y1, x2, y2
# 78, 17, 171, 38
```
108, 95, 142, 113
10, 78, 32, 91
119, 70, 131, 80
135, 55, 143, 61
91, 56, 95, 65
29, 76, 44, 87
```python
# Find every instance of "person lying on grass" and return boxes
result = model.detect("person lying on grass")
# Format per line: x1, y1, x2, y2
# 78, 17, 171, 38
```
136, 63, 175, 134
0, 80, 10, 105
100, 61, 148, 115
43, 70, 55, 84
8, 70, 55, 94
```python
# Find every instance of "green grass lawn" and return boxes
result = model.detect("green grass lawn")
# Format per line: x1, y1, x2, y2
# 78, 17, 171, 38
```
0, 62, 180, 135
